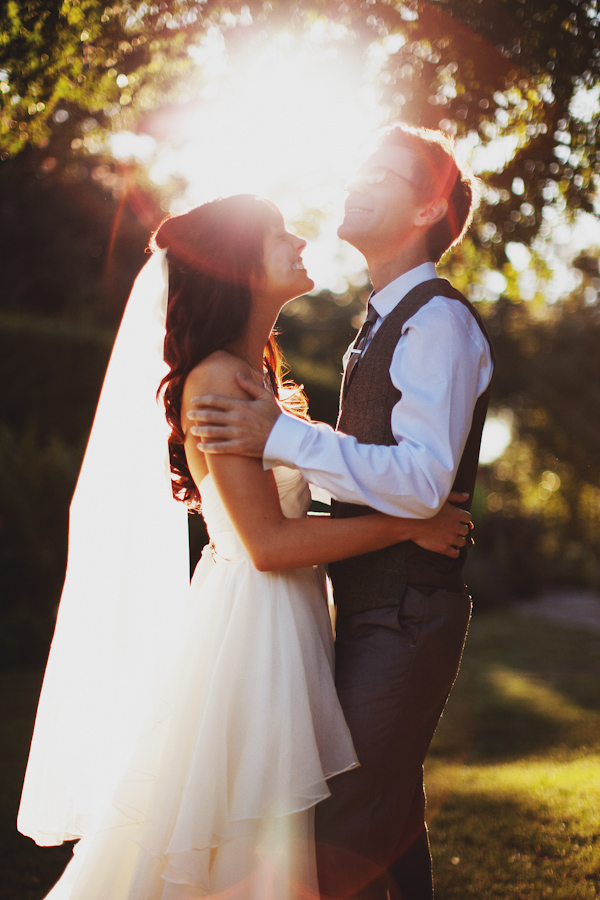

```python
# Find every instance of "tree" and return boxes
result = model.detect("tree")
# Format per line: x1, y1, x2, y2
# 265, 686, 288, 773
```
377, 0, 600, 267
1, 0, 210, 157
3, 1, 599, 255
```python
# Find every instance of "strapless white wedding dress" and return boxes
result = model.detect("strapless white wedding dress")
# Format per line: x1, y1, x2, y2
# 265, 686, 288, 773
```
43, 467, 357, 900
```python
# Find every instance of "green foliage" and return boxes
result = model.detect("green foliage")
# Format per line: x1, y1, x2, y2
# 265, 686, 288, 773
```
0, 315, 113, 436
476, 282, 600, 586
3, 0, 599, 258
0, 135, 155, 324
375, 1, 600, 250
0, 424, 76, 666
0, 0, 215, 156
0, 314, 112, 665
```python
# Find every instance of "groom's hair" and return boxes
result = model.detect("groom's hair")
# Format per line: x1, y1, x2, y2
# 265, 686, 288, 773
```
379, 124, 480, 263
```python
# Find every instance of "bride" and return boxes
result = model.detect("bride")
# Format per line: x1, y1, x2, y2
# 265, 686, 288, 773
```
18, 194, 471, 900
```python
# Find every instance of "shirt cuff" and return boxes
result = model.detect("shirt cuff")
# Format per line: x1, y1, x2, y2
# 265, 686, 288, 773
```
263, 412, 313, 471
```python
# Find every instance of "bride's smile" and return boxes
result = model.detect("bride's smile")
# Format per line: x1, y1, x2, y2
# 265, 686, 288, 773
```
256, 218, 315, 306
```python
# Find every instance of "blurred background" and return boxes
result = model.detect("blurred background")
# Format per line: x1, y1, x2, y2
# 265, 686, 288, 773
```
3, 3, 600, 898
3, 0, 600, 667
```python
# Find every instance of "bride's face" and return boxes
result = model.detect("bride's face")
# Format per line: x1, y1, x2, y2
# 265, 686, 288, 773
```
255, 219, 314, 307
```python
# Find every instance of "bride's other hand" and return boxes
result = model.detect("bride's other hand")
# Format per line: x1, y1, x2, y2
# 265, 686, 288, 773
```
410, 492, 473, 558
188, 373, 280, 458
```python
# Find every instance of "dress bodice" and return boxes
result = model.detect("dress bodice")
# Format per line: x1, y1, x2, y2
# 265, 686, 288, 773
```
199, 467, 311, 564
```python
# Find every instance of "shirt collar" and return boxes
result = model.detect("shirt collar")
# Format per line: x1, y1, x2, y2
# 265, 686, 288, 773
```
370, 262, 437, 319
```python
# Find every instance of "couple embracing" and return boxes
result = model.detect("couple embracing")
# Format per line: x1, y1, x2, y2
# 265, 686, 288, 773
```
19, 124, 494, 900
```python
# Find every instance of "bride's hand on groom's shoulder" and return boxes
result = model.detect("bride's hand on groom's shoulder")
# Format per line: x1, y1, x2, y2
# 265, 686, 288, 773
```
188, 373, 281, 458
410, 493, 473, 558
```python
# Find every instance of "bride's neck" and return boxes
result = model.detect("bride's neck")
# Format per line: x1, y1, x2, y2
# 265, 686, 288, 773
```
226, 332, 267, 374
228, 307, 276, 373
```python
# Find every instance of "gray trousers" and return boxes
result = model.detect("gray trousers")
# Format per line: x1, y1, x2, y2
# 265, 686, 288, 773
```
315, 586, 472, 900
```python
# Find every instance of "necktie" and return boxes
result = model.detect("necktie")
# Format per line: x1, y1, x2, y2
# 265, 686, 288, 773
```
342, 300, 379, 399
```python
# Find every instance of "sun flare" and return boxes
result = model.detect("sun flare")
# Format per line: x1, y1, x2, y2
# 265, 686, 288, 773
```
114, 26, 388, 290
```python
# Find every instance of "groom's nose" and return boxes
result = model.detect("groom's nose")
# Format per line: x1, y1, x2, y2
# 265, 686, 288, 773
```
344, 172, 369, 193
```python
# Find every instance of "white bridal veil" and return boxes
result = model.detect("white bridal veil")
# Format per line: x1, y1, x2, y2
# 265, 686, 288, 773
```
18, 249, 190, 846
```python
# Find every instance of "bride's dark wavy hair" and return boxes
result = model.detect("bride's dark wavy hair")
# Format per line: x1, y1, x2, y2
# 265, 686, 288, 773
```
150, 194, 308, 511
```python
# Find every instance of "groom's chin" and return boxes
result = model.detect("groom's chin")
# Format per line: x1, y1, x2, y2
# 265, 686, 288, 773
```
337, 219, 356, 241
337, 220, 363, 252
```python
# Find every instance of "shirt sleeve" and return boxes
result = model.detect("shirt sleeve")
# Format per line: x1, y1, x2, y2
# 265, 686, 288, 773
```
263, 297, 493, 518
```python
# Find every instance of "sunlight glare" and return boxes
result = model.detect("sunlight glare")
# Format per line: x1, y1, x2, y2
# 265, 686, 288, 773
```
480, 411, 512, 465
505, 242, 532, 272
150, 27, 386, 289
570, 82, 600, 124
111, 131, 156, 163
458, 130, 521, 175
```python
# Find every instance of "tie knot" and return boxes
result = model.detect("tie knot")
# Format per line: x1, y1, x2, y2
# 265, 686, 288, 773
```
342, 298, 379, 400
365, 301, 378, 325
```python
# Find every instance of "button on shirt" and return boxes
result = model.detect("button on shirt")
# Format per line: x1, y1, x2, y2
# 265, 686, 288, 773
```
263, 262, 494, 518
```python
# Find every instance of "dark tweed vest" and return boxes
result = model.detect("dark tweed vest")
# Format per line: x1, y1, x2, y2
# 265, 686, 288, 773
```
328, 278, 494, 616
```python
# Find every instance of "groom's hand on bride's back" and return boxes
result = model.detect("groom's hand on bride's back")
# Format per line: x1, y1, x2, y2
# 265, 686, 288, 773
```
188, 373, 281, 457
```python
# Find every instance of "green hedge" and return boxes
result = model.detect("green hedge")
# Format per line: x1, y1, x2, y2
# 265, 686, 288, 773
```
0, 316, 112, 665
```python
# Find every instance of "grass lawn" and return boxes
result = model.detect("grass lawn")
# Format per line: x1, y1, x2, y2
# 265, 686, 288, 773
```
3, 607, 600, 899
426, 609, 600, 899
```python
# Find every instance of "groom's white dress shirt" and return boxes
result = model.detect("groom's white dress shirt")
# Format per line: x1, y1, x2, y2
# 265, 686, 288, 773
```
264, 263, 494, 519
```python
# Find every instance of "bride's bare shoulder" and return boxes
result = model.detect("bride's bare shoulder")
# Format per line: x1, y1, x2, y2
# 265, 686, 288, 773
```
183, 351, 253, 404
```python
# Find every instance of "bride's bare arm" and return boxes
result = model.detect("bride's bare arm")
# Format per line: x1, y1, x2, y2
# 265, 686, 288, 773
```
182, 354, 471, 572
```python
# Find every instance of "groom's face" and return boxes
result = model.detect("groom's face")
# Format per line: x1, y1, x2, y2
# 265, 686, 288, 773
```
338, 145, 428, 258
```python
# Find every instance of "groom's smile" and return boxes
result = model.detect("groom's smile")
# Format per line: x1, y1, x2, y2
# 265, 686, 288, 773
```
344, 203, 373, 216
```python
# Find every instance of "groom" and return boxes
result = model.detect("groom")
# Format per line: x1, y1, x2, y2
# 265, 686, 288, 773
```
189, 124, 494, 899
